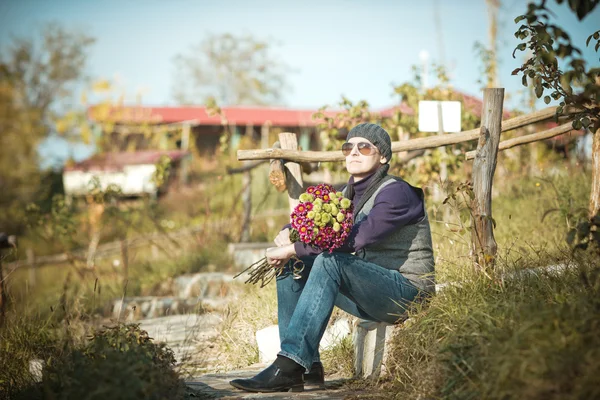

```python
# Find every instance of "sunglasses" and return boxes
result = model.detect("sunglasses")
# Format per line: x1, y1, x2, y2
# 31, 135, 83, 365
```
341, 142, 378, 156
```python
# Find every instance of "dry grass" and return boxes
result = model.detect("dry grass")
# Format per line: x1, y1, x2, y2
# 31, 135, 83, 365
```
211, 281, 278, 371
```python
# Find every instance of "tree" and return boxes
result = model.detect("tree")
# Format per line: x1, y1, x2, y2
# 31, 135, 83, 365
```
512, 0, 600, 248
172, 33, 291, 106
0, 24, 94, 232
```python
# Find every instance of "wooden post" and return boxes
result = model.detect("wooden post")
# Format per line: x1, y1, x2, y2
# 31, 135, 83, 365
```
120, 239, 129, 285
180, 123, 190, 185
261, 123, 271, 149
268, 141, 287, 192
27, 248, 36, 287
278, 132, 304, 213
590, 129, 600, 217
0, 234, 16, 327
471, 88, 504, 270
0, 256, 5, 327
241, 161, 252, 242
435, 102, 448, 204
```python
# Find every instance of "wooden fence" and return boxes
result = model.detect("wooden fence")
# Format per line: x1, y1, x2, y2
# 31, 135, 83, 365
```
236, 88, 597, 270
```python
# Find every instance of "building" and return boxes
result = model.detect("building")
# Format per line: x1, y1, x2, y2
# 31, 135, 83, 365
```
63, 150, 190, 199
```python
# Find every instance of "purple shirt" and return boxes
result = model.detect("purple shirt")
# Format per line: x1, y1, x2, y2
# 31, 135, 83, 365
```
292, 173, 425, 257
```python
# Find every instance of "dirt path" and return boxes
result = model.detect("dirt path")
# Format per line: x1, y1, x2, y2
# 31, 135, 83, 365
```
185, 363, 383, 399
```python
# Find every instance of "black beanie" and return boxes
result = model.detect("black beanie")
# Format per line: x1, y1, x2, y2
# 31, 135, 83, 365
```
346, 123, 392, 163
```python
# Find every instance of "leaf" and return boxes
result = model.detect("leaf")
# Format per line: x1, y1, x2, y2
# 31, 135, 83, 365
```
514, 15, 526, 23
542, 208, 559, 222
544, 95, 551, 104
566, 228, 576, 245
535, 82, 543, 98
581, 117, 590, 128
577, 221, 591, 239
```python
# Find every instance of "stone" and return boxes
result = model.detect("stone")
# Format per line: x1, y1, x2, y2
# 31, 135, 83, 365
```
227, 242, 272, 271
29, 359, 44, 383
174, 272, 233, 299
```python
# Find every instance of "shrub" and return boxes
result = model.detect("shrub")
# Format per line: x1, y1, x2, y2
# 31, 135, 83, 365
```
26, 324, 185, 400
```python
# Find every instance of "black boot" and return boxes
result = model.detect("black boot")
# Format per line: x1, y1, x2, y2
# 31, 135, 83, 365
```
304, 361, 325, 387
230, 356, 304, 393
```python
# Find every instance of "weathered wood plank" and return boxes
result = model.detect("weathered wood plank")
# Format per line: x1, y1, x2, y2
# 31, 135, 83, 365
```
238, 106, 570, 162
464, 122, 574, 160
268, 141, 287, 192
471, 88, 504, 270
278, 132, 304, 213
590, 129, 600, 217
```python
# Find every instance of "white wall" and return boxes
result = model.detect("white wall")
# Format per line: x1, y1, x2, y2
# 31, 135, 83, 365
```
63, 164, 158, 196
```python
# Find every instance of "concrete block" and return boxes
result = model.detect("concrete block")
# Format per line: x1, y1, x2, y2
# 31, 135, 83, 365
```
321, 317, 352, 350
255, 318, 354, 364
256, 325, 280, 363
353, 319, 395, 379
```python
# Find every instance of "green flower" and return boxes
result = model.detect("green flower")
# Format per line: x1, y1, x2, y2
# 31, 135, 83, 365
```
299, 193, 310, 202
321, 213, 331, 224
313, 204, 322, 213
331, 198, 340, 206
336, 192, 344, 198
313, 198, 323, 206
336, 213, 345, 223
314, 213, 321, 222
322, 204, 331, 213
340, 198, 351, 209
330, 205, 339, 216
333, 222, 341, 232
307, 211, 315, 219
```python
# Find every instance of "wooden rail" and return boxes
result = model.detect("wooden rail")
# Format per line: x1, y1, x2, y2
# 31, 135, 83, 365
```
238, 106, 573, 163
465, 122, 575, 160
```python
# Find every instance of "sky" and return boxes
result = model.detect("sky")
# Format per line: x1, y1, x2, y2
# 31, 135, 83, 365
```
1, 0, 599, 167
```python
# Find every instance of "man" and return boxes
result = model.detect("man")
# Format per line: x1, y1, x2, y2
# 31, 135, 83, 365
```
230, 123, 435, 393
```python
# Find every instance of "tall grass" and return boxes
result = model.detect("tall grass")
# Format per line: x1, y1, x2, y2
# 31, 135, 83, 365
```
385, 253, 600, 399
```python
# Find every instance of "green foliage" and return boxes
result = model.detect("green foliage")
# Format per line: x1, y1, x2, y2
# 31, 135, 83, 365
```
512, 0, 600, 132
567, 213, 600, 253
25, 195, 81, 252
38, 324, 185, 400
0, 23, 94, 233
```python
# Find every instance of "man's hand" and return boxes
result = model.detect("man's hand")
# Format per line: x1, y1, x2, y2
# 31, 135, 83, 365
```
266, 244, 295, 267
274, 228, 292, 247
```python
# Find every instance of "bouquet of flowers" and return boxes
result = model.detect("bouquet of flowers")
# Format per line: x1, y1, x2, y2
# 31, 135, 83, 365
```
235, 183, 354, 287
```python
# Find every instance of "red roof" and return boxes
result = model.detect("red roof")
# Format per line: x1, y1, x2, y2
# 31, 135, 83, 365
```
88, 105, 340, 127
87, 92, 507, 127
64, 150, 190, 172
379, 103, 415, 117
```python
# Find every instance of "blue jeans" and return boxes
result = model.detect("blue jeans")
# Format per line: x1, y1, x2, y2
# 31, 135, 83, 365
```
276, 252, 421, 371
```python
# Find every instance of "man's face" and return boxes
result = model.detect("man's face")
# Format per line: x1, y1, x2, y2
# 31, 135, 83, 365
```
343, 137, 387, 181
